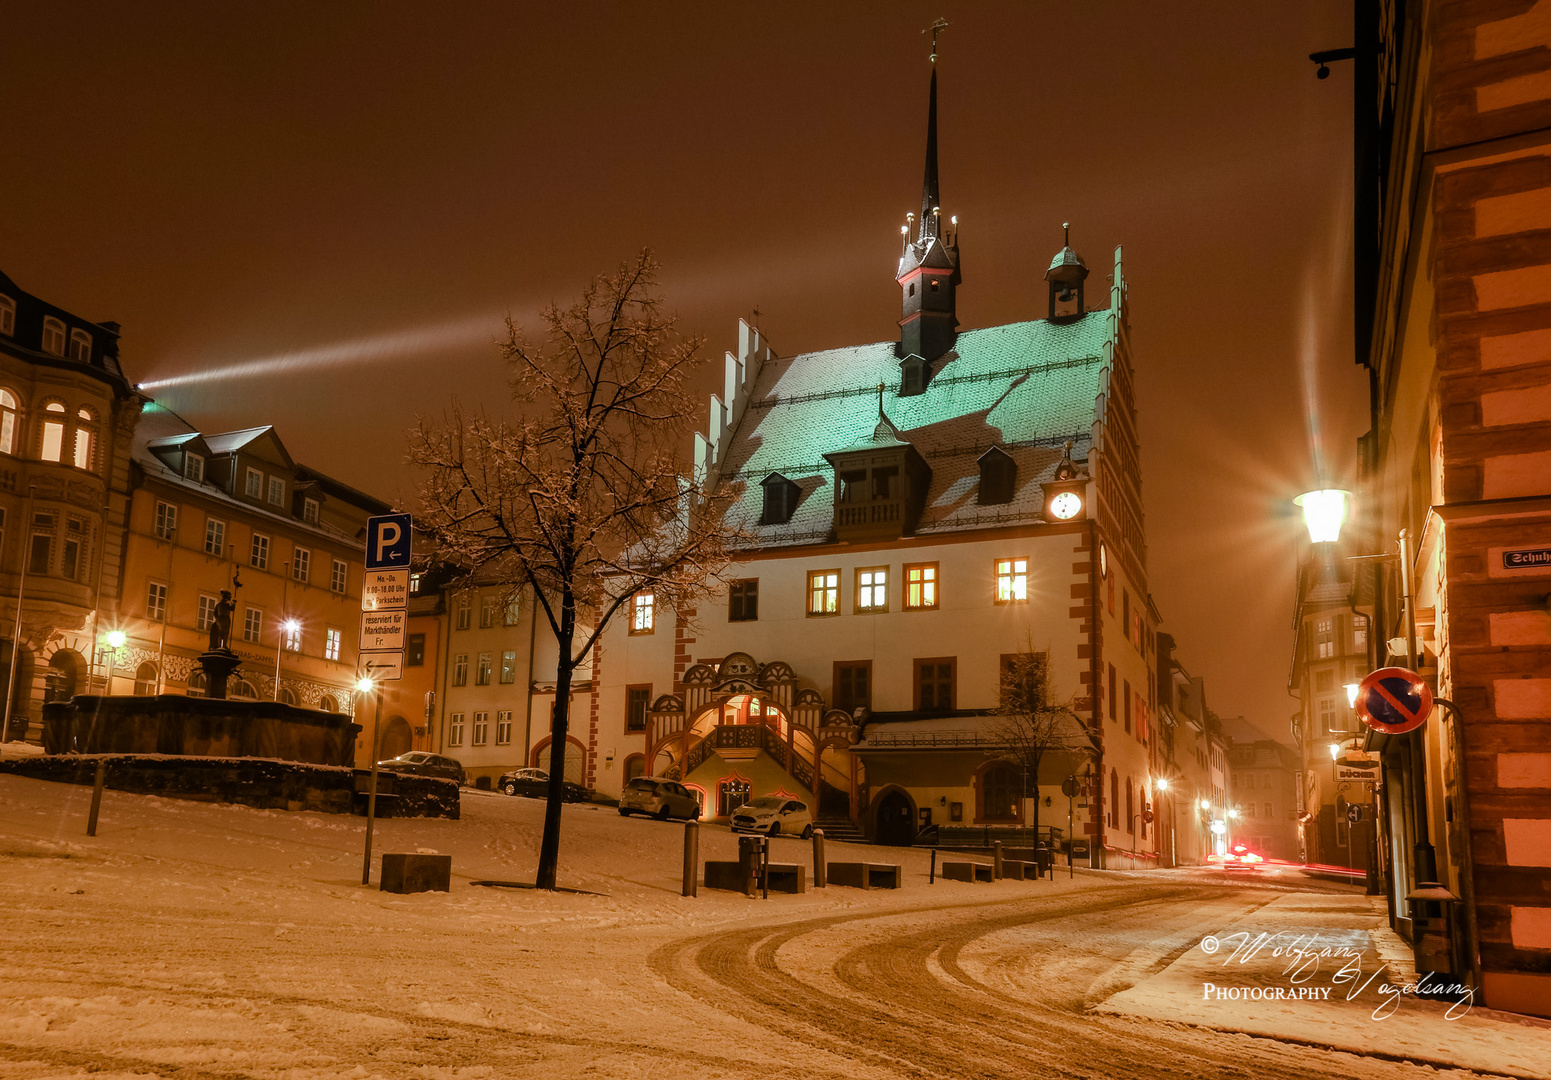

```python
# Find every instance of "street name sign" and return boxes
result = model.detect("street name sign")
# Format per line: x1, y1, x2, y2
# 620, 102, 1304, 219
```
365, 513, 413, 571
1354, 666, 1433, 736
362, 569, 410, 612
1504, 547, 1551, 569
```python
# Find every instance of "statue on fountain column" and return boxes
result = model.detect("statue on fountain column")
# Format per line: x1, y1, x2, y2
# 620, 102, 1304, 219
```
209, 590, 235, 653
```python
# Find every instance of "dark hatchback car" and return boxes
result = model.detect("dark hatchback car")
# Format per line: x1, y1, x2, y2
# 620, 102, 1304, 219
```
498, 767, 590, 802
375, 752, 464, 783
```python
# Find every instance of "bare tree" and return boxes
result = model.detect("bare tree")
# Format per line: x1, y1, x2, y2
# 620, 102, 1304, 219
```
990, 646, 1095, 844
410, 251, 741, 890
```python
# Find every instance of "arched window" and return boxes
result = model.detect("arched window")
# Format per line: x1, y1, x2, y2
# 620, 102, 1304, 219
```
980, 762, 1022, 821
0, 296, 14, 336
73, 407, 96, 471
1109, 771, 1119, 829
40, 402, 65, 462
233, 679, 257, 700
41, 318, 66, 356
187, 670, 207, 698
318, 694, 338, 713
0, 389, 18, 456
69, 329, 92, 363
134, 662, 158, 696
1126, 779, 1135, 833
623, 754, 645, 783
279, 687, 297, 706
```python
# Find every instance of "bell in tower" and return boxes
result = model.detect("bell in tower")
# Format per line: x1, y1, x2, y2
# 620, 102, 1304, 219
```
1045, 223, 1089, 322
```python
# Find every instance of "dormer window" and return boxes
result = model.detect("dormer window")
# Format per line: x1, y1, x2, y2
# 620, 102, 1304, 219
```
977, 446, 1016, 505
759, 472, 800, 525
899, 356, 928, 397
185, 452, 205, 483
0, 297, 14, 336
267, 476, 285, 506
69, 329, 92, 362
42, 318, 66, 356
245, 468, 263, 498
302, 497, 319, 524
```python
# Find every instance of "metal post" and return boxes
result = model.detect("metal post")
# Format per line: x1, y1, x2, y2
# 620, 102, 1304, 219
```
86, 759, 106, 836
361, 691, 384, 885
812, 827, 826, 888
4, 486, 36, 742
273, 577, 288, 701
760, 835, 769, 900
1068, 793, 1075, 878
929, 847, 936, 884
993, 840, 1003, 880
681, 819, 698, 897
1397, 529, 1437, 886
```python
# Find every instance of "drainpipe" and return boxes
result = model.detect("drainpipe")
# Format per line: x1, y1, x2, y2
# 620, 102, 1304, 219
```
5, 486, 37, 740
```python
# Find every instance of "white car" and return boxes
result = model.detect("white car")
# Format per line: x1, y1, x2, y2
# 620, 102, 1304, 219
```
731, 796, 814, 838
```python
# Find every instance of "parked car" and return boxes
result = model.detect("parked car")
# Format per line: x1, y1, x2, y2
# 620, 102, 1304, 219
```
375, 752, 464, 783
617, 777, 701, 820
731, 796, 814, 838
498, 767, 590, 802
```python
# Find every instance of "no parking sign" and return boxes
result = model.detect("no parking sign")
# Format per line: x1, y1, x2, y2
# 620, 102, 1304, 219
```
1354, 667, 1433, 736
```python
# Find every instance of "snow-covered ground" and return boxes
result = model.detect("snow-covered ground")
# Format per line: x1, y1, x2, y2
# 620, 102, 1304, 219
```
2, 769, 1546, 1079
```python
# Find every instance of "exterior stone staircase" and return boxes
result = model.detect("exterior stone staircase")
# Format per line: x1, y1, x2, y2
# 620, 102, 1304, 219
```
814, 816, 867, 843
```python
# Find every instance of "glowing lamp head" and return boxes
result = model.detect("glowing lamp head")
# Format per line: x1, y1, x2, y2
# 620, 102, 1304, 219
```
1294, 489, 1351, 544
356, 677, 375, 694
104, 630, 127, 649
1329, 742, 1342, 761
1200, 800, 1210, 811
1229, 808, 1240, 820
1156, 778, 1169, 791
283, 618, 300, 633
1344, 682, 1360, 708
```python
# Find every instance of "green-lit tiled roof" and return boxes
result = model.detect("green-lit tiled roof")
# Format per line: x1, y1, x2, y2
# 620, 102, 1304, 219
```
720, 312, 1112, 546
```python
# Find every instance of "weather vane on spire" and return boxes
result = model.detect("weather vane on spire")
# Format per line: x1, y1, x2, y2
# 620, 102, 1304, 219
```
924, 17, 948, 63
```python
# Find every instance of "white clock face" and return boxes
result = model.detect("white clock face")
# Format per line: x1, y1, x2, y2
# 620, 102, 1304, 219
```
1050, 491, 1082, 520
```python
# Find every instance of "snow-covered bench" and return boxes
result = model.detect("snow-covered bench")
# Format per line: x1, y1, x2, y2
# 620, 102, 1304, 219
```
999, 860, 1038, 881
704, 860, 807, 894
828, 861, 902, 889
941, 861, 993, 883
379, 852, 451, 894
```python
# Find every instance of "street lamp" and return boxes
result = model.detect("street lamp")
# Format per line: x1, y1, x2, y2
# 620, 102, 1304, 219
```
1344, 682, 1361, 708
101, 630, 127, 695
357, 674, 383, 886
1294, 489, 1351, 543
274, 618, 301, 701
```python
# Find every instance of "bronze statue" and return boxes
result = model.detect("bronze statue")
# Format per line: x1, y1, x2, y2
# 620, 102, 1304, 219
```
209, 590, 235, 652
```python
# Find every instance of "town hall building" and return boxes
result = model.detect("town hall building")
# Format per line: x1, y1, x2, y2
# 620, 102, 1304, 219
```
589, 62, 1161, 865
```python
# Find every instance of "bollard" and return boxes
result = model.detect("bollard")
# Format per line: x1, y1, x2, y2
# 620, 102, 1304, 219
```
812, 828, 826, 888
993, 841, 1003, 879
930, 848, 937, 884
682, 819, 699, 898
86, 760, 106, 837
761, 835, 770, 900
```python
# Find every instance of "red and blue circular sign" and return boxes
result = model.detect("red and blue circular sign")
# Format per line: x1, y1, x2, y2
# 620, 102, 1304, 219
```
1354, 667, 1433, 736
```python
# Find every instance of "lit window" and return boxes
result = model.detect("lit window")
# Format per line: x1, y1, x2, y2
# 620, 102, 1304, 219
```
40, 403, 65, 462
807, 570, 840, 615
500, 650, 517, 684
245, 468, 263, 498
41, 318, 66, 356
324, 627, 342, 662
72, 409, 95, 471
496, 710, 513, 745
292, 547, 310, 582
69, 329, 92, 362
184, 453, 204, 482
452, 653, 468, 686
267, 476, 285, 506
302, 498, 319, 524
447, 713, 465, 746
204, 517, 225, 556
476, 652, 492, 685
250, 532, 270, 570
995, 558, 1028, 603
331, 558, 347, 593
504, 596, 520, 625
242, 608, 262, 644
480, 594, 499, 627
904, 563, 938, 609
631, 592, 655, 634
0, 297, 13, 336
153, 501, 178, 541
146, 581, 167, 622
0, 389, 15, 455
283, 622, 302, 652
856, 567, 888, 611
472, 712, 489, 746
197, 594, 218, 631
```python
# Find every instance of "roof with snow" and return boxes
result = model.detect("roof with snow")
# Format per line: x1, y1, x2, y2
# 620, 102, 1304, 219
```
715, 311, 1113, 546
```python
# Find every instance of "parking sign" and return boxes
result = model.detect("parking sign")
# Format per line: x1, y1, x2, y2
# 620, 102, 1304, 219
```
365, 513, 413, 571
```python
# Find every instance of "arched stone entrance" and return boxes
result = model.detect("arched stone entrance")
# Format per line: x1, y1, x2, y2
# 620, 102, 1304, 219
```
874, 787, 917, 847
45, 649, 84, 703
533, 736, 585, 784
380, 715, 412, 759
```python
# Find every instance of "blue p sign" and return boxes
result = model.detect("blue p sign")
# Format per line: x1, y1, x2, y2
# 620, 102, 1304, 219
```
366, 513, 413, 570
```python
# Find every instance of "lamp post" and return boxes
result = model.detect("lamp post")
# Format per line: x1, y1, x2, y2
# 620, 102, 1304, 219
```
1156, 777, 1176, 868
358, 676, 383, 885
274, 619, 300, 702
102, 630, 127, 696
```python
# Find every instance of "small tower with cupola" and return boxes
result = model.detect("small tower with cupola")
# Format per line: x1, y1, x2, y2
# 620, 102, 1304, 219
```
1045, 223, 1089, 322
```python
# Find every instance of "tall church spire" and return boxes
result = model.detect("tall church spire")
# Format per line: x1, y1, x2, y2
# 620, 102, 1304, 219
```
895, 19, 962, 374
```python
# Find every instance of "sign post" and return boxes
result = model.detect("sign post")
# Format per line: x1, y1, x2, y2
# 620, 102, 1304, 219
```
360, 513, 412, 885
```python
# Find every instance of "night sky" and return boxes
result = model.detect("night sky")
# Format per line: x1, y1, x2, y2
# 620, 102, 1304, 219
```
1, 2, 1368, 738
